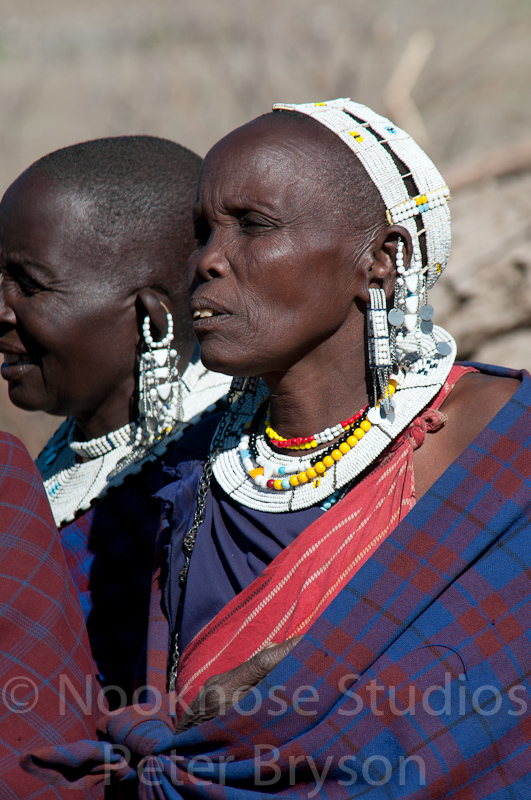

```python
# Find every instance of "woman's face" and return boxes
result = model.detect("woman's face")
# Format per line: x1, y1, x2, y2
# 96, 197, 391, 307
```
189, 117, 369, 380
0, 171, 139, 434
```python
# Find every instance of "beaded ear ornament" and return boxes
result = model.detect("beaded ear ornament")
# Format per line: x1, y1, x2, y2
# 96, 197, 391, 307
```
138, 310, 181, 442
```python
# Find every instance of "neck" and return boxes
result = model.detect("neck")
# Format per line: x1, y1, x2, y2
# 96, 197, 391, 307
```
261, 325, 370, 438
72, 335, 196, 441
73, 406, 134, 442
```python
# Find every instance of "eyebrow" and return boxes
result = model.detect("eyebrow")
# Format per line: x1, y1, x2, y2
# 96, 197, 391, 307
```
2, 252, 54, 278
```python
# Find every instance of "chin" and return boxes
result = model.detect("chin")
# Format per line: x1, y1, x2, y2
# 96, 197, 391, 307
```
198, 343, 246, 377
6, 383, 53, 415
200, 352, 241, 377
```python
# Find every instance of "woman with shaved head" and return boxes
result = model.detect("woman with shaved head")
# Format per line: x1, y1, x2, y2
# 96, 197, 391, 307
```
0, 137, 231, 703
26, 102, 531, 798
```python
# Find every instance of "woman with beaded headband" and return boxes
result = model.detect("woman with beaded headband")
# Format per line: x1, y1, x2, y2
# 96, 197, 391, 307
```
0, 136, 232, 705
25, 102, 531, 798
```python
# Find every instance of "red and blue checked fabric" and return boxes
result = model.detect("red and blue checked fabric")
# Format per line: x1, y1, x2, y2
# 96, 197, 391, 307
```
0, 432, 102, 799
23, 365, 531, 798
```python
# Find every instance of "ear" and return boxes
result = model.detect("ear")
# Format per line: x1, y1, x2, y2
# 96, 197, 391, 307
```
136, 288, 175, 343
358, 225, 413, 302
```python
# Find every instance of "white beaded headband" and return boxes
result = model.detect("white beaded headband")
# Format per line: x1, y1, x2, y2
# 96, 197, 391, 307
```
272, 98, 451, 289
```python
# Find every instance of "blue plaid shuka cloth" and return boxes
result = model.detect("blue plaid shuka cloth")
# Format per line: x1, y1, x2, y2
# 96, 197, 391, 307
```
23, 366, 531, 798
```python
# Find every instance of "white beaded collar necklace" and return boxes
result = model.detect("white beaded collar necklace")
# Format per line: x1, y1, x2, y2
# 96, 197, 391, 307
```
37, 360, 232, 527
212, 326, 456, 513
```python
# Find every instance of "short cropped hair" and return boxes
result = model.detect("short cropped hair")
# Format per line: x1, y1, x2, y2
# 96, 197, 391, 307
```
21, 135, 202, 342
23, 134, 201, 261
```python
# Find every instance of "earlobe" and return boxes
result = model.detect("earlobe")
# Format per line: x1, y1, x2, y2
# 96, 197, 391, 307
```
136, 289, 174, 342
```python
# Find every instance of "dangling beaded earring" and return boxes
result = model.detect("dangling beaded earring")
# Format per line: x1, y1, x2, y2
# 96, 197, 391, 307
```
388, 237, 407, 362
388, 237, 452, 360
138, 309, 181, 442
367, 287, 392, 414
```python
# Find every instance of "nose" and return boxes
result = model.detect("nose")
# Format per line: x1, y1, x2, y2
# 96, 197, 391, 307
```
189, 233, 231, 286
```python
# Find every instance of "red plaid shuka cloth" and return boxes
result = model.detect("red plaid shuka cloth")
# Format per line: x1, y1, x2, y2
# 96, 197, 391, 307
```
0, 433, 102, 799
23, 365, 531, 798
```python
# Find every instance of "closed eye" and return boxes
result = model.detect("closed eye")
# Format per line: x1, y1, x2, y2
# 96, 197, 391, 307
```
1, 262, 44, 296
238, 212, 274, 233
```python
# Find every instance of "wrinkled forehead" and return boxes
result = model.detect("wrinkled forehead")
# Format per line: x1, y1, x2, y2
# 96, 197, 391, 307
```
197, 114, 363, 212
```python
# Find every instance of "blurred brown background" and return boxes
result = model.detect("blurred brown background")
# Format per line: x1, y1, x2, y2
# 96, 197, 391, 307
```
1, 0, 531, 456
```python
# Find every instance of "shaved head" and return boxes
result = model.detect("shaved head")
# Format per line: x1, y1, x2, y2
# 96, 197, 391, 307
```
1, 136, 202, 345
259, 111, 387, 242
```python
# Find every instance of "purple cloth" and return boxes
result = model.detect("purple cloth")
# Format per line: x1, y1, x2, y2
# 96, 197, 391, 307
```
176, 480, 323, 652
58, 458, 166, 701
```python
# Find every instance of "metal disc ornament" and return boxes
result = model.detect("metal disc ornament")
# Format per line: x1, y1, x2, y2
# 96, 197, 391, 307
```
420, 319, 433, 335
388, 308, 405, 327
367, 406, 383, 424
436, 341, 452, 356
419, 303, 434, 321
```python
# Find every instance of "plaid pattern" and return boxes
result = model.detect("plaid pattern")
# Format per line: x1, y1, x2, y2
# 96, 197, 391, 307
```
59, 458, 165, 701
24, 365, 531, 798
173, 367, 474, 708
0, 433, 102, 799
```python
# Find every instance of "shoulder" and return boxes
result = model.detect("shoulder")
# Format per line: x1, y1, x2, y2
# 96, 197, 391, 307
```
439, 365, 524, 447
0, 432, 57, 549
413, 365, 522, 498
0, 431, 42, 487
441, 369, 521, 428
164, 410, 223, 469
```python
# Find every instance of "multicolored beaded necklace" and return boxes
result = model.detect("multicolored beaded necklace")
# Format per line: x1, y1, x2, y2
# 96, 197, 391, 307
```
237, 384, 397, 511
264, 404, 371, 450
212, 327, 456, 514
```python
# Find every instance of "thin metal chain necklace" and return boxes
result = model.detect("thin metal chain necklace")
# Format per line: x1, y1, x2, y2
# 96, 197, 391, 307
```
168, 377, 256, 691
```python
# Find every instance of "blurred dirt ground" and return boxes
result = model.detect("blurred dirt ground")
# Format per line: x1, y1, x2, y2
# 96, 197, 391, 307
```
1, 0, 531, 456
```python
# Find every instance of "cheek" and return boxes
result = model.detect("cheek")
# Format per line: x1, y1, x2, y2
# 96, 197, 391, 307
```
187, 250, 201, 289
43, 304, 138, 377
247, 262, 343, 338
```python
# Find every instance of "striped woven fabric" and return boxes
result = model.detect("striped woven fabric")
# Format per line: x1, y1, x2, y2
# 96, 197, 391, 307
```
0, 433, 102, 799
23, 365, 531, 798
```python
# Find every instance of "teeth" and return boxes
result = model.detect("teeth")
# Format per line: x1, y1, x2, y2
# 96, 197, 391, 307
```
4, 353, 32, 365
193, 309, 215, 319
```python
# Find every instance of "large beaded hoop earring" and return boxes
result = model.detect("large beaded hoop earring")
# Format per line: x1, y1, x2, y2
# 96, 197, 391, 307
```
138, 310, 181, 441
